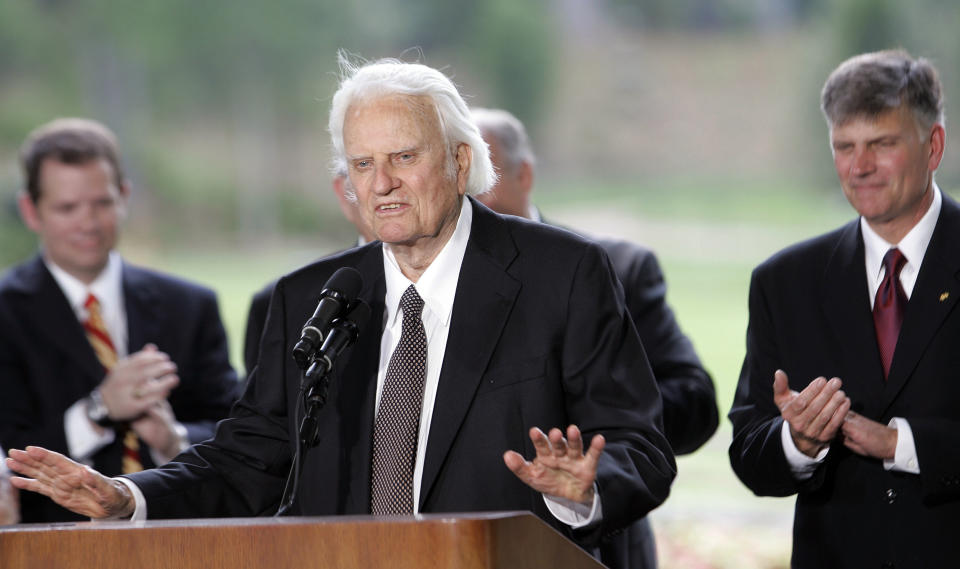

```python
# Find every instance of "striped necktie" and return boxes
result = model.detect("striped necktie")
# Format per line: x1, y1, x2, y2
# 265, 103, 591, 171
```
83, 293, 142, 473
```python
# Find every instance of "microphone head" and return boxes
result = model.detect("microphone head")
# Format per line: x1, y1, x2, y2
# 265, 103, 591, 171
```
324, 267, 363, 298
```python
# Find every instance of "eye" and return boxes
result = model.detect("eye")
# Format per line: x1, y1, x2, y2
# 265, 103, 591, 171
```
397, 152, 415, 162
354, 160, 371, 170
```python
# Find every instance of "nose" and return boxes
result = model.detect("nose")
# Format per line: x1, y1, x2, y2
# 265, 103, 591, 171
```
372, 161, 399, 195
850, 147, 875, 177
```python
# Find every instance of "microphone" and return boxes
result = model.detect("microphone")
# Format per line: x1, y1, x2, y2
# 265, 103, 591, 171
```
292, 267, 363, 370
305, 301, 372, 379
299, 300, 372, 448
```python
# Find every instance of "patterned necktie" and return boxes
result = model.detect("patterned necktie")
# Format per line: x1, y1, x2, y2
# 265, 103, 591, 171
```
370, 285, 427, 515
83, 294, 142, 473
873, 248, 908, 380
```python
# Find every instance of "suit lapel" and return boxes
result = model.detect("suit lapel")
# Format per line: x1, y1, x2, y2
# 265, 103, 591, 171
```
881, 196, 960, 414
419, 201, 521, 509
820, 222, 887, 417
338, 245, 386, 514
122, 263, 163, 353
14, 256, 105, 387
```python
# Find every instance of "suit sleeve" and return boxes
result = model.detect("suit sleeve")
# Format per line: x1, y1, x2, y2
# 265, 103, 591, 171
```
728, 268, 814, 497
167, 288, 241, 445
128, 279, 295, 518
562, 243, 676, 540
621, 249, 718, 455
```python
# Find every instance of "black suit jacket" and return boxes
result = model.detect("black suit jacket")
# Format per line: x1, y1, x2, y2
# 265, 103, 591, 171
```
594, 238, 717, 569
0, 256, 239, 522
729, 195, 960, 567
129, 200, 676, 547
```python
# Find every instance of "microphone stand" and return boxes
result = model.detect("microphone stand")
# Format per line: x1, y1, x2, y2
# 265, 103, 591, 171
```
275, 313, 364, 516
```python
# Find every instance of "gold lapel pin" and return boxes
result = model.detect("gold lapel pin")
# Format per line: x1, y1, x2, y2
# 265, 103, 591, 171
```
940, 292, 950, 302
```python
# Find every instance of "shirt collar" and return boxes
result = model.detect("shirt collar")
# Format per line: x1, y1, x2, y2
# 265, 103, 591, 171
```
382, 197, 473, 329
861, 184, 942, 282
45, 251, 124, 319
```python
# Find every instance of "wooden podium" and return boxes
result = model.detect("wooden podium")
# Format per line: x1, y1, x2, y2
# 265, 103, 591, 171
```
0, 511, 606, 569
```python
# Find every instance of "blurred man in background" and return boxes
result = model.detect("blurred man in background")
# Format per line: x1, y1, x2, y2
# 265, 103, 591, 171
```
243, 169, 375, 376
0, 118, 239, 522
473, 107, 718, 569
729, 50, 960, 567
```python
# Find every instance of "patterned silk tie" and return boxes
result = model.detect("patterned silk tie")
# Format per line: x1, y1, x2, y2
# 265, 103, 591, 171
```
83, 294, 142, 473
370, 285, 428, 515
873, 248, 908, 380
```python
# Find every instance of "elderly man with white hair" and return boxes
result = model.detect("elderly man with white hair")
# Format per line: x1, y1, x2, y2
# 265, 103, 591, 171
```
7, 54, 674, 554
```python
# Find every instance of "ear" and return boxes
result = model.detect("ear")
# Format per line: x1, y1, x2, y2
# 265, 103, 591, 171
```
115, 181, 132, 219
517, 161, 534, 194
928, 123, 946, 172
17, 191, 41, 233
455, 143, 472, 196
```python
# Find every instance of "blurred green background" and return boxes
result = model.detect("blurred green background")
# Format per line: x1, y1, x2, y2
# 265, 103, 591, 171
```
3, 1, 960, 566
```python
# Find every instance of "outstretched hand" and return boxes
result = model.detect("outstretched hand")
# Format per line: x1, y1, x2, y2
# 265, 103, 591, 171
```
5, 446, 134, 519
503, 424, 604, 506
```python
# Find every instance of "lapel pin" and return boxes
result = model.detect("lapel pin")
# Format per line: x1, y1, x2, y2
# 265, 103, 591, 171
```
940, 292, 950, 302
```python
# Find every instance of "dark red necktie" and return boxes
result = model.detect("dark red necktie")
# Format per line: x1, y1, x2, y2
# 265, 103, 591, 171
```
873, 248, 907, 379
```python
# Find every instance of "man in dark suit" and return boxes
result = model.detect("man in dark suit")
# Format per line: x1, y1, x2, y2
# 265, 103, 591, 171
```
729, 50, 960, 567
0, 118, 239, 522
472, 107, 717, 569
7, 57, 675, 554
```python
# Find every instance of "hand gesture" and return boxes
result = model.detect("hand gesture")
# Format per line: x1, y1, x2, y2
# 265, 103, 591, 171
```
5, 447, 134, 519
842, 411, 897, 459
773, 369, 850, 457
131, 400, 188, 462
99, 344, 179, 422
503, 424, 604, 506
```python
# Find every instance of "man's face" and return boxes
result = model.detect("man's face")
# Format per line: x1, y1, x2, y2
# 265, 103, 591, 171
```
344, 95, 468, 250
19, 158, 127, 283
476, 132, 530, 218
830, 106, 943, 238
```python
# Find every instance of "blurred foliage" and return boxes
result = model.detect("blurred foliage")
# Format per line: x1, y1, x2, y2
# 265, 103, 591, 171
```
2, 0, 960, 271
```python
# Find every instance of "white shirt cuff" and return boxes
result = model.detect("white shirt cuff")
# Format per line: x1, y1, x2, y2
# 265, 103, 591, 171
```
110, 477, 148, 521
781, 420, 828, 480
65, 398, 115, 464
543, 484, 602, 528
884, 417, 920, 474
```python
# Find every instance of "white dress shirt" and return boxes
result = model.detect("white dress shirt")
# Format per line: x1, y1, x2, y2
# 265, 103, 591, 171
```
47, 252, 127, 464
784, 185, 942, 477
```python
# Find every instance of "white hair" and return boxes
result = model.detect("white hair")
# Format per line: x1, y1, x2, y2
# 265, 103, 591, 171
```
328, 52, 496, 196
471, 107, 537, 172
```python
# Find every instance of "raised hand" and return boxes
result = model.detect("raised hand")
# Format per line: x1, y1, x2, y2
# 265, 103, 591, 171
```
99, 343, 179, 422
773, 369, 850, 457
503, 424, 604, 506
6, 447, 134, 519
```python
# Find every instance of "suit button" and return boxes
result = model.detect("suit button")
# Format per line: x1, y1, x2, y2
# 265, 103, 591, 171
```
885, 489, 897, 504
881, 562, 895, 569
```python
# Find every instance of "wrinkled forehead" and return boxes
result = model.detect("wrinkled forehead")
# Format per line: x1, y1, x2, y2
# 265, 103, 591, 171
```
345, 94, 442, 142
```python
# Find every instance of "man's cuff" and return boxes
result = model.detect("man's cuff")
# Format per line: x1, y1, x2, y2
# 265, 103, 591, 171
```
781, 420, 828, 480
884, 417, 920, 474
65, 399, 115, 463
543, 484, 603, 528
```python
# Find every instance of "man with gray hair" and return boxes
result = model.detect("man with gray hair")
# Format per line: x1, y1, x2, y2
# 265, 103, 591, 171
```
729, 49, 960, 566
473, 106, 718, 569
8, 56, 675, 555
